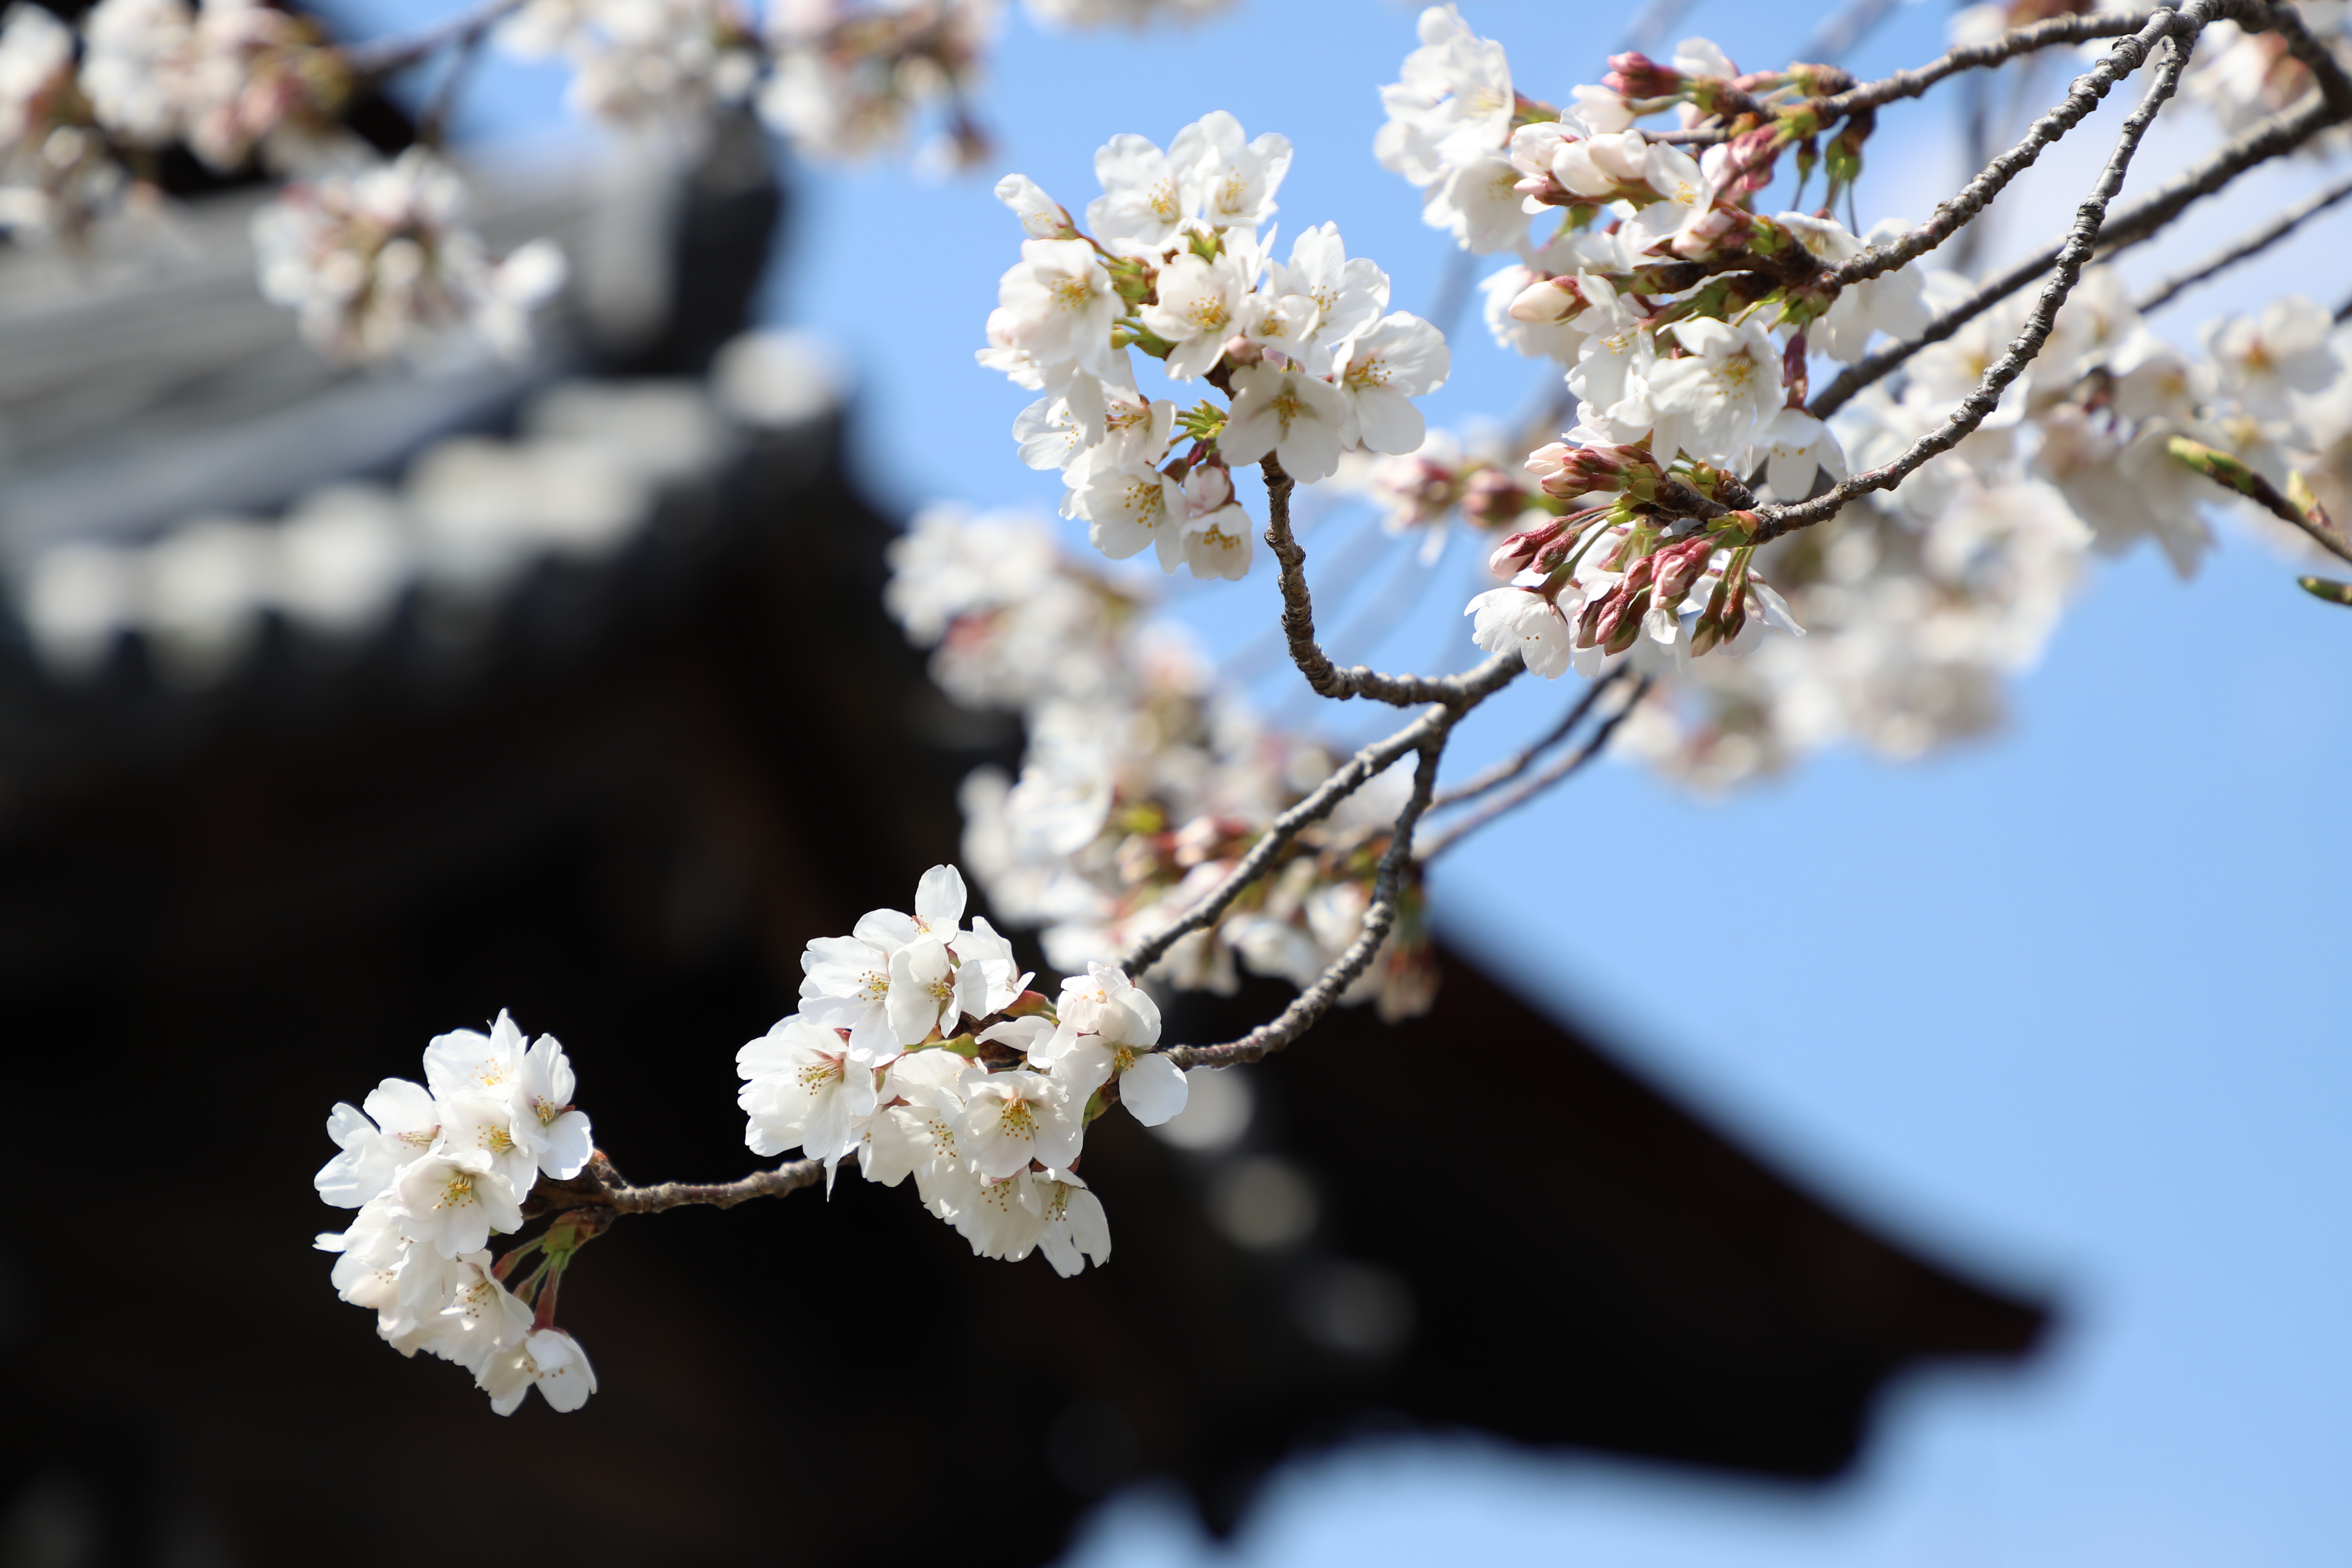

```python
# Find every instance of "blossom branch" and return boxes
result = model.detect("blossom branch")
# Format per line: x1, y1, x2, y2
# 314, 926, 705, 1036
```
1169, 745, 1445, 1070
1811, 87, 2346, 420
1760, 17, 2199, 541
534, 1154, 828, 1217
1262, 461, 1509, 707
1417, 677, 1654, 863
1118, 650, 1521, 978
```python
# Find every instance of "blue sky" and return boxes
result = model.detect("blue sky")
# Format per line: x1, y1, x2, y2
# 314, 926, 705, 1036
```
361, 0, 2352, 1559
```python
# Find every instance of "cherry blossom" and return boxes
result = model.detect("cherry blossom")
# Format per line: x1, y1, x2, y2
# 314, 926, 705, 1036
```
956, 1064, 1082, 1178
737, 1013, 882, 1167
478, 1328, 599, 1415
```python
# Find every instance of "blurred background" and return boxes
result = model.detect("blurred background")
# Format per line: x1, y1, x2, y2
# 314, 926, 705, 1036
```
3, 0, 2349, 1565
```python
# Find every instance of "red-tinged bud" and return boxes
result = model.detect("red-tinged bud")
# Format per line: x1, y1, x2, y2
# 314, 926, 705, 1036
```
1576, 594, 1608, 648
1462, 469, 1537, 532
1723, 123, 1782, 199
1782, 329, 1810, 407
1602, 589, 1651, 655
1514, 172, 1574, 208
1652, 536, 1713, 605
1488, 515, 1567, 576
1528, 441, 1664, 501
1605, 52, 1684, 99
1670, 202, 1754, 262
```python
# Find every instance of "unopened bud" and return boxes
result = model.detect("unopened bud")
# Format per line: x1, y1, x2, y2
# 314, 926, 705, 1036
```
1604, 52, 1685, 99
1488, 516, 1567, 577
1721, 124, 1783, 199
1462, 469, 1537, 532
1508, 275, 1588, 325
1652, 537, 1713, 605
2297, 575, 2352, 606
1602, 589, 1651, 655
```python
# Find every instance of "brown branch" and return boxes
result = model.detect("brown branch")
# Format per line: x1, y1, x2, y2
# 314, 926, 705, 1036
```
1810, 87, 2345, 420
1427, 665, 1631, 812
2135, 167, 2352, 312
1261, 459, 1514, 706
1810, 9, 2161, 122
343, 0, 533, 78
1821, 5, 2200, 292
2249, 0, 2352, 120
1117, 649, 1520, 978
1417, 676, 1654, 862
532, 1154, 828, 1218
1762, 13, 2200, 542
1170, 745, 1445, 1070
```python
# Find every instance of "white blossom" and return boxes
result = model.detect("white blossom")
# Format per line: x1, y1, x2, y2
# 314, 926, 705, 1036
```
1220, 364, 1349, 482
478, 1328, 599, 1415
956, 1065, 1081, 1178
993, 237, 1119, 377
389, 1150, 524, 1259
737, 1014, 881, 1168
1466, 580, 1576, 678
1332, 312, 1450, 455
1035, 1169, 1113, 1276
313, 1078, 440, 1207
1173, 109, 1291, 231
1141, 245, 1256, 380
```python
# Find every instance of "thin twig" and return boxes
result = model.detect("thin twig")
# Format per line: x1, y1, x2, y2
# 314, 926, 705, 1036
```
416, 24, 492, 148
343, 0, 531, 78
1261, 459, 1518, 706
2248, 0, 2352, 119
1822, 5, 2197, 291
529, 1154, 828, 1218
1427, 666, 1630, 812
605, 1160, 828, 1214
1416, 676, 1654, 862
1762, 18, 2201, 541
1812, 86, 2344, 420
1116, 650, 1519, 977
1812, 10, 2159, 121
1170, 746, 1445, 1070
2135, 168, 2352, 312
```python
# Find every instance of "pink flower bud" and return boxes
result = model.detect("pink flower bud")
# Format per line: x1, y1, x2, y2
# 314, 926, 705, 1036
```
1604, 52, 1684, 99
1488, 515, 1566, 577
1652, 536, 1713, 605
1461, 469, 1536, 532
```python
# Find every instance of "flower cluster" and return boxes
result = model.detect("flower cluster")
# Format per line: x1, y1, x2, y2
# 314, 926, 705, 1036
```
502, 0, 763, 137
755, 0, 1230, 170
0, 2, 118, 241
313, 1012, 602, 1415
980, 112, 1450, 579
252, 148, 567, 366
887, 504, 1440, 1017
739, 864, 1179, 1271
1357, 6, 2352, 789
